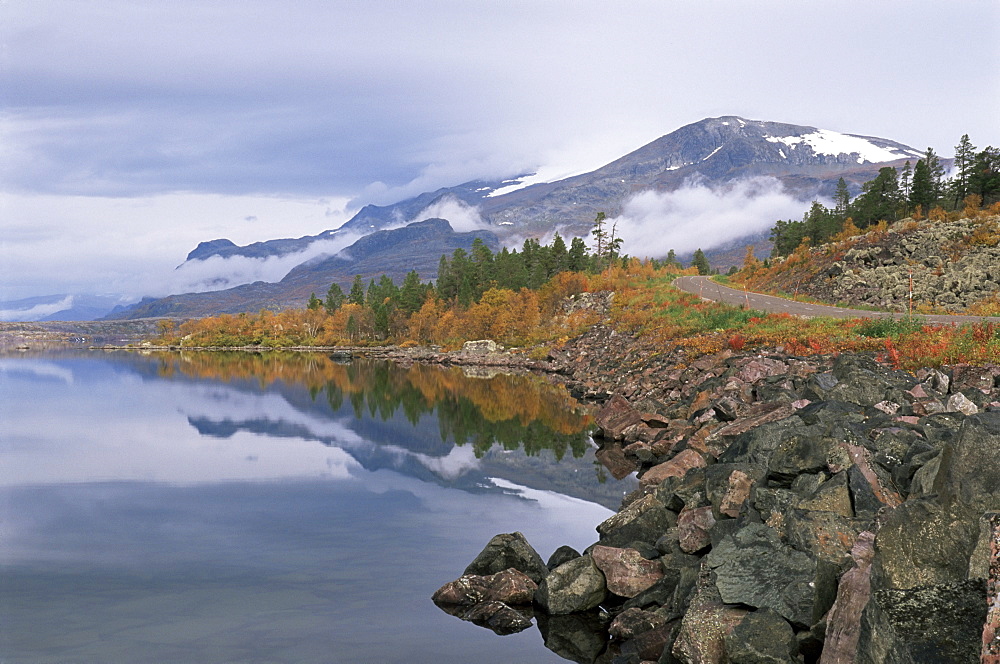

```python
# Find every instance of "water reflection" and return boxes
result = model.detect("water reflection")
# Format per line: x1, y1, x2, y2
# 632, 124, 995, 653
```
0, 351, 636, 663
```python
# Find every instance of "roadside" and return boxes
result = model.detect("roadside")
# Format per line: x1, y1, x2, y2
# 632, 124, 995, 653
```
673, 275, 1000, 324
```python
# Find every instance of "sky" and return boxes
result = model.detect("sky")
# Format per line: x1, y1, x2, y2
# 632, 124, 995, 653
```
2, 0, 998, 304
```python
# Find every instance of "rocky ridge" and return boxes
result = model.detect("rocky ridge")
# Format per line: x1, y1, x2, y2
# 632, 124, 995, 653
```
434, 322, 1000, 662
766, 215, 1000, 313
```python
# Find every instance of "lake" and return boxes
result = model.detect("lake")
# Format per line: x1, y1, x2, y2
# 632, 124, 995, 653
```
0, 351, 636, 663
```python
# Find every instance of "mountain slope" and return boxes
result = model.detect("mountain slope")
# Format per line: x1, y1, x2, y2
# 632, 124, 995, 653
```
109, 219, 499, 318
124, 116, 927, 319
477, 116, 923, 236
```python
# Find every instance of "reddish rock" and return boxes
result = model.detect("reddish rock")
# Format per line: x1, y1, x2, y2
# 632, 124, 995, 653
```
687, 389, 714, 419
460, 600, 533, 635
591, 545, 664, 598
595, 394, 643, 440
951, 363, 996, 394
819, 531, 875, 664
678, 505, 717, 553
640, 449, 707, 486
719, 469, 754, 518
707, 402, 796, 441
641, 412, 672, 428
983, 513, 1000, 663
843, 443, 902, 510
432, 568, 538, 606
595, 441, 640, 480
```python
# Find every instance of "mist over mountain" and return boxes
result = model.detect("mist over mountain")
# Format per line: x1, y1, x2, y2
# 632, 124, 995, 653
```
108, 116, 925, 319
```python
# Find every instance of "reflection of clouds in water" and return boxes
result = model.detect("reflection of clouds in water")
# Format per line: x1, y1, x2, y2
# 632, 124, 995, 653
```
181, 380, 483, 480
0, 359, 75, 385
382, 444, 480, 481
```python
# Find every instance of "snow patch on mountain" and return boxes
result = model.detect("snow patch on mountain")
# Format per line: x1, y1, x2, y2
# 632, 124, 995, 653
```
765, 129, 921, 163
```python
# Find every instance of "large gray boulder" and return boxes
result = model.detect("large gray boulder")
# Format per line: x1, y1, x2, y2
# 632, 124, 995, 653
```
723, 608, 800, 664
705, 522, 837, 628
463, 531, 549, 584
856, 580, 987, 664
534, 554, 607, 615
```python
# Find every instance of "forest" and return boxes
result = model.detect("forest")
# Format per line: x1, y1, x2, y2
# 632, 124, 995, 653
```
769, 135, 1000, 257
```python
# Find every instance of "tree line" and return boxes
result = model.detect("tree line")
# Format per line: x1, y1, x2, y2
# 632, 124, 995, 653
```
769, 135, 1000, 257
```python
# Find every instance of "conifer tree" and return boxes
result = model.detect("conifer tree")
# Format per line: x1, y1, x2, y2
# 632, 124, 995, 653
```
952, 134, 977, 208
910, 160, 936, 213
348, 275, 366, 306
691, 248, 711, 275
307, 293, 322, 310
324, 283, 345, 313
834, 178, 851, 219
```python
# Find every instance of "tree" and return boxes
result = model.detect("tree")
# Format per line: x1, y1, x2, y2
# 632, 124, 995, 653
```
850, 166, 900, 227
834, 178, 851, 220
348, 275, 366, 306
567, 237, 588, 272
969, 146, 1000, 206
307, 293, 322, 310
664, 249, 682, 268
590, 212, 607, 265
952, 134, 977, 208
909, 159, 936, 213
324, 283, 345, 314
924, 147, 945, 203
899, 160, 912, 205
398, 270, 427, 316
691, 248, 711, 275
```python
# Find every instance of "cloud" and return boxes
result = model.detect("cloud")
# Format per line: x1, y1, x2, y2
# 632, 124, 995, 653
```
168, 233, 365, 295
611, 177, 810, 258
409, 196, 487, 233
0, 296, 75, 322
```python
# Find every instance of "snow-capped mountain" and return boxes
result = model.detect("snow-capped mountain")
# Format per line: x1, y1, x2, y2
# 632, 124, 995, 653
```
110, 116, 926, 319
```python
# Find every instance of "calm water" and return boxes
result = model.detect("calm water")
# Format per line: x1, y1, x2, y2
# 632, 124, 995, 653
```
0, 351, 635, 663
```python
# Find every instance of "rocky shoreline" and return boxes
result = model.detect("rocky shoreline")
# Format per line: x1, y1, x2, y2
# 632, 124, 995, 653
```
433, 326, 1000, 663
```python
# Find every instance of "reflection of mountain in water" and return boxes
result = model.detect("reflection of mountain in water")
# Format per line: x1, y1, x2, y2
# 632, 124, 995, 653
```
161, 352, 634, 509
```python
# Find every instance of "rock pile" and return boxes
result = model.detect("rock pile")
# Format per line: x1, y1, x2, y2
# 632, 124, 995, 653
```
434, 349, 1000, 663
772, 215, 1000, 312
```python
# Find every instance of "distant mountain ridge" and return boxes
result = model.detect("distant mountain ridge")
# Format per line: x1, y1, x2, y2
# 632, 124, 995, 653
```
109, 116, 927, 319
108, 219, 499, 319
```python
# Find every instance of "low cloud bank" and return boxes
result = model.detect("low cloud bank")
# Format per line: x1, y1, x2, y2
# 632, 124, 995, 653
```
0, 296, 75, 322
409, 196, 488, 233
611, 177, 809, 258
166, 233, 365, 296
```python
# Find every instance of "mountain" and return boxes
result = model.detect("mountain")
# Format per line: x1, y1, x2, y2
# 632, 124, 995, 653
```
184, 176, 524, 263
475, 116, 924, 237
115, 116, 926, 319
107, 219, 499, 319
0, 293, 125, 322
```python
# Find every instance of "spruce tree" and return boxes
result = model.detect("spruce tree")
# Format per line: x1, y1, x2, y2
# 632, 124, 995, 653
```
834, 178, 851, 220
348, 275, 366, 306
324, 283, 345, 313
692, 248, 711, 275
909, 160, 935, 213
952, 134, 977, 208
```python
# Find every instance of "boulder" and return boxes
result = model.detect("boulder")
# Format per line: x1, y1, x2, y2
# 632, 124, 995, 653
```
591, 545, 664, 598
818, 531, 875, 664
546, 545, 581, 571
461, 339, 500, 354
432, 568, 538, 606
677, 505, 717, 554
723, 608, 799, 664
534, 554, 607, 615
705, 522, 837, 628
596, 493, 676, 548
595, 394, 644, 440
463, 531, 549, 583
640, 448, 707, 486
672, 564, 749, 663
609, 606, 668, 641
856, 580, 987, 664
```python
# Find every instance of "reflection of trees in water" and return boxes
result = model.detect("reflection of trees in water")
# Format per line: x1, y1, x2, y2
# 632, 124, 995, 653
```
153, 351, 594, 459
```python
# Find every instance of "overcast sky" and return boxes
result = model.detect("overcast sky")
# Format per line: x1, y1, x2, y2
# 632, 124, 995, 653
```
2, 0, 998, 302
